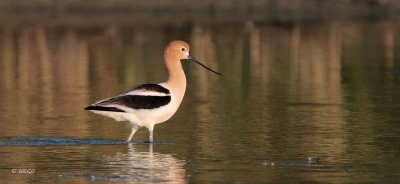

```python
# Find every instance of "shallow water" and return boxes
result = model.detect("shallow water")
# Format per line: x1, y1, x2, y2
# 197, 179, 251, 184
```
0, 21, 400, 183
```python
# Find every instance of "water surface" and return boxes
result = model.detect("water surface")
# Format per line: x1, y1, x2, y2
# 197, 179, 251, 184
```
0, 21, 399, 183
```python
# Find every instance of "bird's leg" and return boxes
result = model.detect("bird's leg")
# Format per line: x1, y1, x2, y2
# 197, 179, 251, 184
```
126, 125, 140, 142
148, 125, 154, 143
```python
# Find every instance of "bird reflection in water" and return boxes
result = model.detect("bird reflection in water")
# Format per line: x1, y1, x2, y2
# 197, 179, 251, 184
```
99, 144, 186, 183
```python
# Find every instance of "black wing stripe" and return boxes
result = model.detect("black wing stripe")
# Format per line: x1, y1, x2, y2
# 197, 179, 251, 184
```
130, 84, 170, 94
84, 106, 126, 112
98, 95, 171, 109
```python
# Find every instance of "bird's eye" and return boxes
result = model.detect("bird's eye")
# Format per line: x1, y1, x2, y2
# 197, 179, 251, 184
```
181, 48, 186, 51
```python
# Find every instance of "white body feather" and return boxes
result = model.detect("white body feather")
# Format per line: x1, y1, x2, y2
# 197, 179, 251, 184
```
88, 83, 181, 129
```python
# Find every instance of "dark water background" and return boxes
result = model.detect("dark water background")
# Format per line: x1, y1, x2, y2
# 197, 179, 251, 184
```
0, 20, 399, 183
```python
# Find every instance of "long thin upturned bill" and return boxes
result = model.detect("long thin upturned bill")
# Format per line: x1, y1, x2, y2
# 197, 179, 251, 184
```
188, 56, 223, 76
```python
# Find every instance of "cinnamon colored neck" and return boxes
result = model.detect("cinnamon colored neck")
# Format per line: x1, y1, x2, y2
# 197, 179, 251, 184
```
164, 54, 187, 101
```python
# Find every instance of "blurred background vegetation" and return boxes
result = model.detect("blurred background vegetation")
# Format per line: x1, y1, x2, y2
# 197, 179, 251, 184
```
0, 0, 399, 141
0, 0, 399, 26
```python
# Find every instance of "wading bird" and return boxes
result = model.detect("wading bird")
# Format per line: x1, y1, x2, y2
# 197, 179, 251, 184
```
85, 40, 221, 142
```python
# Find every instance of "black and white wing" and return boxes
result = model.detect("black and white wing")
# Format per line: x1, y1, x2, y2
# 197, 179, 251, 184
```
84, 84, 171, 112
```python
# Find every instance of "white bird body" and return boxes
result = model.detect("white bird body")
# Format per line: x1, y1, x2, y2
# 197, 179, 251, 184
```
85, 40, 220, 142
90, 83, 181, 128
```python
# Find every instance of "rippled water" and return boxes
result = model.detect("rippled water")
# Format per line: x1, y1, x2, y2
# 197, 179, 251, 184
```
0, 21, 400, 183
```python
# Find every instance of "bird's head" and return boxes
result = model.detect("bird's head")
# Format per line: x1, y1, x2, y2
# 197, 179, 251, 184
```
164, 40, 222, 76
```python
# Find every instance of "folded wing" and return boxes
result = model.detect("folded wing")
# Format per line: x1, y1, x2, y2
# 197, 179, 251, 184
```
84, 84, 171, 112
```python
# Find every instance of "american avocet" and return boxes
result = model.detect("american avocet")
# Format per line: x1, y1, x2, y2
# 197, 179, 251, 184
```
85, 40, 221, 142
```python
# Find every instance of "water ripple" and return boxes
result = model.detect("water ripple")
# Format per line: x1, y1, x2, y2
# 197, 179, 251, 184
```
0, 137, 173, 146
